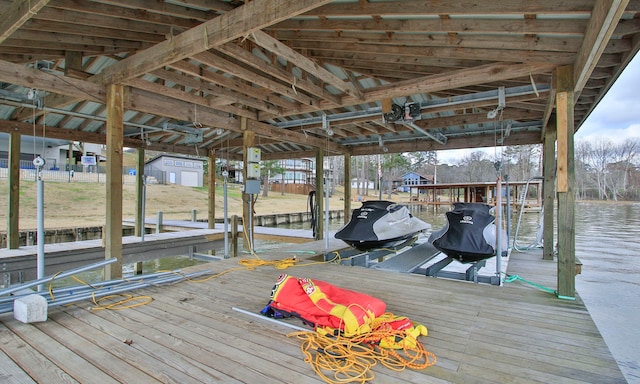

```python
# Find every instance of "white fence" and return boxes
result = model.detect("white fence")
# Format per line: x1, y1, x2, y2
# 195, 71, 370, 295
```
0, 159, 136, 184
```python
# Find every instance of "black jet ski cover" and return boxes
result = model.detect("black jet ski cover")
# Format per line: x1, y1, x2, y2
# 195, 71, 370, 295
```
428, 202, 504, 263
335, 200, 430, 251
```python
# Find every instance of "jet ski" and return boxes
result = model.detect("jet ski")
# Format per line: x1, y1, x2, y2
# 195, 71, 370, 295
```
335, 200, 430, 251
428, 202, 507, 263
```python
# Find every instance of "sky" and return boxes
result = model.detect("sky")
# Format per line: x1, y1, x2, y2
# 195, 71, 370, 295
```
438, 52, 640, 164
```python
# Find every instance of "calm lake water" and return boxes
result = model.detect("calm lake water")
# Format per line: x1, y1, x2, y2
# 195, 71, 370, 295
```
573, 202, 640, 384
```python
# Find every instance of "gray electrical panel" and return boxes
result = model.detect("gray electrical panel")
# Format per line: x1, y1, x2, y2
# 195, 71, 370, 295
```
245, 179, 261, 194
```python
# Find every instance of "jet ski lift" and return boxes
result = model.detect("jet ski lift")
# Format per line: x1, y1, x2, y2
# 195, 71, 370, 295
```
426, 202, 508, 285
513, 176, 544, 252
325, 236, 434, 269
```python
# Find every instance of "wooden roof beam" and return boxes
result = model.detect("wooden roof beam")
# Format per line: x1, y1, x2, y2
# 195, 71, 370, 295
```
0, 0, 50, 43
360, 62, 555, 105
305, 1, 596, 16
101, 0, 331, 85
214, 42, 343, 106
167, 60, 299, 112
0, 59, 104, 102
270, 18, 588, 36
0, 58, 345, 152
348, 130, 543, 156
248, 31, 364, 100
86, 0, 219, 20
289, 41, 576, 65
573, 0, 629, 92
192, 51, 317, 110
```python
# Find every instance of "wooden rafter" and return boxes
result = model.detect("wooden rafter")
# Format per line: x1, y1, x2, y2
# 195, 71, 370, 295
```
248, 31, 364, 100
573, 0, 630, 92
101, 0, 332, 85
0, 0, 51, 43
214, 43, 343, 106
305, 0, 596, 16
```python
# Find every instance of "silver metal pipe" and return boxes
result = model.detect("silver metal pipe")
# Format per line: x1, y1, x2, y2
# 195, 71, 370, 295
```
324, 178, 329, 252
141, 176, 146, 242
0, 99, 164, 134
0, 269, 185, 304
47, 270, 211, 308
0, 270, 211, 314
495, 177, 503, 284
224, 176, 229, 258
232, 307, 309, 332
273, 84, 549, 129
0, 259, 117, 297
405, 122, 447, 145
36, 177, 45, 291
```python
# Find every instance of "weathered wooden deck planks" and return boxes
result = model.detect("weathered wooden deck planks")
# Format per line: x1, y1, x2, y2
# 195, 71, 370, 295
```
0, 243, 627, 383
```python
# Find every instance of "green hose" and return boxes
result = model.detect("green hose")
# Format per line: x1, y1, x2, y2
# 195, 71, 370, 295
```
504, 274, 575, 300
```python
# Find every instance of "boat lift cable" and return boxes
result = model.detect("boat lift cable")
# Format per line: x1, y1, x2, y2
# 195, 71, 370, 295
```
513, 176, 544, 252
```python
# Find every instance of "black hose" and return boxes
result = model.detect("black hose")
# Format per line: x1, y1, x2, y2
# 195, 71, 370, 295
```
308, 190, 317, 238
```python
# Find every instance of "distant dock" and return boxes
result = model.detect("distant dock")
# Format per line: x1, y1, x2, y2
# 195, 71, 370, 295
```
405, 180, 542, 210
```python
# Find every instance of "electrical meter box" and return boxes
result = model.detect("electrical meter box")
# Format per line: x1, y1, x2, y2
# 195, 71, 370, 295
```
245, 179, 261, 194
246, 163, 261, 179
247, 147, 261, 163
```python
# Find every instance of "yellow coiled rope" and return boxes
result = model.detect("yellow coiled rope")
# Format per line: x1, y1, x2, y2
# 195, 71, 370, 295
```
288, 322, 436, 384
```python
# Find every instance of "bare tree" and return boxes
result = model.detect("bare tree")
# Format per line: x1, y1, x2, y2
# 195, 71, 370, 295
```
589, 137, 616, 200
458, 151, 496, 182
501, 144, 542, 181
616, 138, 640, 198
574, 140, 595, 199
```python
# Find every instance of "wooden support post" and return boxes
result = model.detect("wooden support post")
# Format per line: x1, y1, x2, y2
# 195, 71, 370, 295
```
242, 122, 254, 251
64, 51, 83, 76
432, 188, 437, 212
104, 84, 124, 280
343, 153, 351, 223
208, 148, 216, 229
542, 123, 556, 261
7, 131, 20, 249
134, 148, 144, 275
381, 98, 392, 114
555, 65, 576, 299
315, 148, 324, 240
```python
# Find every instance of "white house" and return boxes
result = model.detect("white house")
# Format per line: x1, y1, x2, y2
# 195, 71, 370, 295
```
0, 133, 103, 170
350, 178, 375, 189
145, 155, 205, 187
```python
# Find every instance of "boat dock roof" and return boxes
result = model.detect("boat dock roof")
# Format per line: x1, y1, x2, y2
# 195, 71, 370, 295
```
0, 241, 626, 383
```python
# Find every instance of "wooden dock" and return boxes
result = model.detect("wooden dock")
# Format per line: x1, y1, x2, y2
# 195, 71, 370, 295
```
0, 223, 317, 283
406, 180, 543, 210
123, 218, 317, 243
0, 243, 627, 383
0, 229, 224, 282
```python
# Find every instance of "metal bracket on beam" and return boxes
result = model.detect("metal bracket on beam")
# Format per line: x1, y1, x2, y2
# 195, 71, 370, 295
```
405, 122, 447, 145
